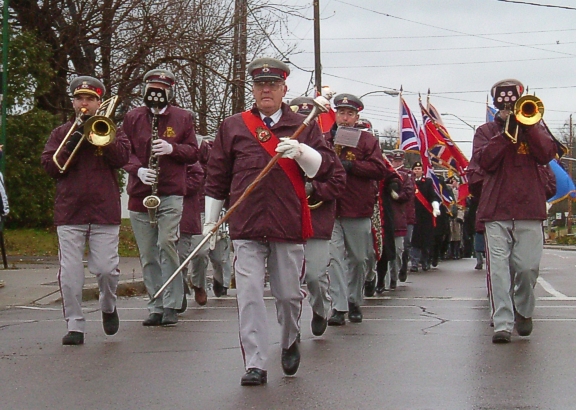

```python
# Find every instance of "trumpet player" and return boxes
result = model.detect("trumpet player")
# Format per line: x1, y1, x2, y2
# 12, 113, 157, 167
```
205, 58, 336, 385
41, 76, 130, 345
472, 79, 556, 344
122, 69, 198, 327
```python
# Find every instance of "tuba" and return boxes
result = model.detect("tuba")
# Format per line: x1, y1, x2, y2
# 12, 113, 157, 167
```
504, 95, 544, 143
52, 95, 118, 172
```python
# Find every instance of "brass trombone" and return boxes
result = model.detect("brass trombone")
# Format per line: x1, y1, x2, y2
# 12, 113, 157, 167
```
504, 95, 544, 143
53, 95, 119, 172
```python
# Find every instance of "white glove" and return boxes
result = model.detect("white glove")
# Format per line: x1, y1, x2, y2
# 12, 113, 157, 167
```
432, 201, 441, 217
203, 196, 225, 249
152, 139, 173, 156
275, 137, 302, 159
137, 167, 157, 185
390, 190, 399, 200
295, 143, 322, 178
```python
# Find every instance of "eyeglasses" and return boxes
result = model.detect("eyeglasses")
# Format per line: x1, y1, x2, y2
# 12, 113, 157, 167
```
253, 81, 285, 91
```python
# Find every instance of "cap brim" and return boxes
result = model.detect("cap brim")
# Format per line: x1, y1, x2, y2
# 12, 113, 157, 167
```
73, 89, 101, 98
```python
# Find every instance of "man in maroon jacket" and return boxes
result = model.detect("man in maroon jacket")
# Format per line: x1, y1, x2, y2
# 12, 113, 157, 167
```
291, 96, 347, 337
473, 79, 556, 344
122, 69, 198, 327
326, 93, 390, 326
204, 58, 336, 385
41, 76, 131, 345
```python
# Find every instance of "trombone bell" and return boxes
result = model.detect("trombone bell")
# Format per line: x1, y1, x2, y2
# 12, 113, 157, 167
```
85, 116, 116, 146
515, 95, 544, 126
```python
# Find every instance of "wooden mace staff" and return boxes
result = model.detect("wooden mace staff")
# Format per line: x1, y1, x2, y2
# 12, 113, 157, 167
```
152, 96, 330, 301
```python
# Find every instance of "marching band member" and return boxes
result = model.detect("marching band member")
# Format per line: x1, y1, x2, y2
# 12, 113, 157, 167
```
376, 150, 414, 292
41, 76, 130, 345
291, 96, 347, 337
473, 79, 556, 343
175, 162, 205, 312
121, 69, 198, 327
409, 162, 440, 272
326, 94, 390, 326
204, 58, 336, 385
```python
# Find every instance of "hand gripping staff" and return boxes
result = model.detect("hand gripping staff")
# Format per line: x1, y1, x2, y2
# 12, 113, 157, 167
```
152, 96, 329, 301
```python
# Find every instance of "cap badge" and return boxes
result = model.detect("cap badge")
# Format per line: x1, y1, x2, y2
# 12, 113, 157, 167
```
342, 97, 349, 104
262, 64, 270, 73
302, 103, 309, 110
256, 127, 271, 142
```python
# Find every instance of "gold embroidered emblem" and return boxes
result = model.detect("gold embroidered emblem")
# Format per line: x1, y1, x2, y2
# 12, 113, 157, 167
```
256, 127, 271, 142
345, 151, 356, 161
164, 126, 176, 138
335, 144, 343, 156
517, 142, 530, 155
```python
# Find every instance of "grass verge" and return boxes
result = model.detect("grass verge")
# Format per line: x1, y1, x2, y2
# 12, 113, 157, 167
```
3, 219, 140, 257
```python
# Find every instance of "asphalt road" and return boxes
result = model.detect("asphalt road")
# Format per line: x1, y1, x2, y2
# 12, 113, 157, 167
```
1, 249, 576, 410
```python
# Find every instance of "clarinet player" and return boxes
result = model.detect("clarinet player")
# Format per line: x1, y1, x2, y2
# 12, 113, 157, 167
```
121, 69, 198, 326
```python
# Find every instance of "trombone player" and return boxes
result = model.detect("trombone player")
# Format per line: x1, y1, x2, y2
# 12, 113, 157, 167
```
41, 76, 130, 345
471, 79, 556, 344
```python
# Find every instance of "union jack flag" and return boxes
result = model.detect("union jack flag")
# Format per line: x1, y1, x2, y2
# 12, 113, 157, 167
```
399, 97, 421, 152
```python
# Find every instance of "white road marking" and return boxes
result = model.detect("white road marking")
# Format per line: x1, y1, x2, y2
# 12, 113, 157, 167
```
537, 277, 568, 299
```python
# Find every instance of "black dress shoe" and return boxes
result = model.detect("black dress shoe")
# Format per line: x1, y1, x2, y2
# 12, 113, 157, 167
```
102, 308, 119, 335
399, 268, 408, 282
213, 279, 225, 298
375, 286, 385, 294
62, 331, 84, 345
389, 279, 397, 290
162, 308, 178, 325
311, 312, 328, 336
142, 313, 163, 326
363, 278, 376, 297
422, 262, 430, 271
348, 303, 363, 323
327, 309, 346, 326
410, 265, 419, 272
475, 262, 483, 270
281, 341, 301, 376
240, 368, 267, 386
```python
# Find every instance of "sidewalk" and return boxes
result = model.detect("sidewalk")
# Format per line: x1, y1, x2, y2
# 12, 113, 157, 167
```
0, 256, 146, 310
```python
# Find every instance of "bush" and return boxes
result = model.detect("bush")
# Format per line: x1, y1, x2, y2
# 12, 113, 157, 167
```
5, 109, 60, 228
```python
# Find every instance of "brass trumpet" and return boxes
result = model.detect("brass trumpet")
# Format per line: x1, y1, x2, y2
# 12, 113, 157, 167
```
504, 95, 544, 143
53, 95, 118, 172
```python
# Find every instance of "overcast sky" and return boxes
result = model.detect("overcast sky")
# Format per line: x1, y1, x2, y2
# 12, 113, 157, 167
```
276, 0, 576, 158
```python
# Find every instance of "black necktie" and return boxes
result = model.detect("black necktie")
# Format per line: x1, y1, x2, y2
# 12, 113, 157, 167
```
263, 117, 273, 129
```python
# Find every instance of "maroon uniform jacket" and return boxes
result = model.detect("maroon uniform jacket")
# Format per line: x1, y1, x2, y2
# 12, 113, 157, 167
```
41, 120, 131, 226
388, 167, 415, 236
326, 126, 390, 218
205, 103, 336, 243
308, 149, 347, 240
473, 116, 556, 223
180, 163, 205, 235
121, 105, 198, 212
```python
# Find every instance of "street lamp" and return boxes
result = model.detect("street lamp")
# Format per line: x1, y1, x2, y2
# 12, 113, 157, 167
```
359, 90, 400, 99
441, 112, 476, 131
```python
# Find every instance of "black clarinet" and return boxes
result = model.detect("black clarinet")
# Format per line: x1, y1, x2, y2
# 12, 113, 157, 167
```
142, 110, 161, 226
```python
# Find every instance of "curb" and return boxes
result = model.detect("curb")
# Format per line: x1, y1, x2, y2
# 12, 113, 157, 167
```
81, 280, 147, 302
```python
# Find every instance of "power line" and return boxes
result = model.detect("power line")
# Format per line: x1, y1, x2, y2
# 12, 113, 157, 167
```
279, 28, 576, 41
496, 0, 576, 10
334, 0, 576, 57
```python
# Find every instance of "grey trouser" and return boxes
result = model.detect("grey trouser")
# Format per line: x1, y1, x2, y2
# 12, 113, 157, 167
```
177, 232, 232, 289
234, 240, 304, 371
130, 195, 183, 313
387, 236, 405, 282
328, 217, 373, 311
486, 220, 543, 333
304, 238, 332, 319
57, 224, 120, 333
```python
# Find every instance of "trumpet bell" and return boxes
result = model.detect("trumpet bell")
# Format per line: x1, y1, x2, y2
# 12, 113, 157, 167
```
515, 95, 544, 126
84, 115, 116, 146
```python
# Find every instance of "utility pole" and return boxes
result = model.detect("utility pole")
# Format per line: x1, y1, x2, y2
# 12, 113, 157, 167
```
1, 0, 8, 175
313, 0, 321, 94
569, 114, 573, 234
231, 0, 247, 114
